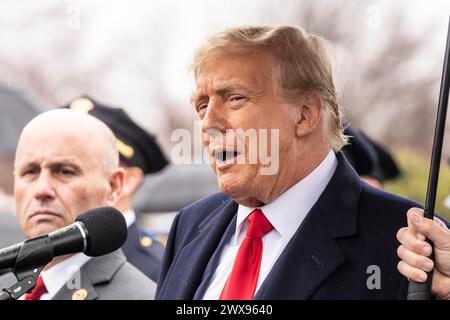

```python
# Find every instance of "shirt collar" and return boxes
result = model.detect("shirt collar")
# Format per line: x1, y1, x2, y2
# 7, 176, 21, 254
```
40, 253, 92, 298
123, 209, 136, 228
235, 150, 337, 244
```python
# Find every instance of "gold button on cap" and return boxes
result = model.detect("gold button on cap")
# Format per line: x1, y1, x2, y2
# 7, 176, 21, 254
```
140, 236, 153, 248
69, 98, 94, 113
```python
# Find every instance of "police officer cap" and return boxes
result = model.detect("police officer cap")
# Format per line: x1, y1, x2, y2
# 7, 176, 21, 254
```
62, 96, 168, 174
343, 125, 400, 181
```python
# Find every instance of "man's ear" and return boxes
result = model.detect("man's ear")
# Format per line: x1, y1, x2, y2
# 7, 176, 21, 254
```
107, 168, 125, 203
122, 166, 144, 196
295, 92, 324, 138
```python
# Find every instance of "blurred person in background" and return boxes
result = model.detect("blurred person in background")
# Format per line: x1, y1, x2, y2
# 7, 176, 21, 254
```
342, 125, 401, 189
62, 96, 168, 282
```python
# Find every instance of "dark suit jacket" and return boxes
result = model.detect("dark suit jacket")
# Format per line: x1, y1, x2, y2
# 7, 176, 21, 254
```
122, 222, 165, 282
156, 152, 434, 300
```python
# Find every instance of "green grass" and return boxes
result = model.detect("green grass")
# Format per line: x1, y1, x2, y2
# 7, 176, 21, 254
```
384, 149, 450, 221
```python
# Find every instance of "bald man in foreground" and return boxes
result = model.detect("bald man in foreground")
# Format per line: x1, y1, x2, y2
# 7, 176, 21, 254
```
0, 109, 156, 300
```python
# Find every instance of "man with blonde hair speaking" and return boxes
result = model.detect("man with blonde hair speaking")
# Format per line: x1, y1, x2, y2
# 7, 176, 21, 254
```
156, 25, 450, 299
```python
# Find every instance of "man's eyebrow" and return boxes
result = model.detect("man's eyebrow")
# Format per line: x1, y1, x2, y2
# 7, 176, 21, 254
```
215, 84, 249, 94
48, 161, 81, 168
17, 161, 39, 170
191, 83, 251, 103
190, 91, 205, 104
48, 159, 83, 171
18, 159, 83, 171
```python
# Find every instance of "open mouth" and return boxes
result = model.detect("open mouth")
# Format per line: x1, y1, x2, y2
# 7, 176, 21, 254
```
215, 150, 242, 164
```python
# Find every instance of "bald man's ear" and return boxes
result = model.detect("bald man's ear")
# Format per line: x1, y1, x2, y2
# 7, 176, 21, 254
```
295, 92, 324, 139
107, 168, 125, 204
121, 166, 144, 197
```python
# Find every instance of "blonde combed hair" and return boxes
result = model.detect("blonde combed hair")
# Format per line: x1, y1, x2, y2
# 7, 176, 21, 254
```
191, 25, 348, 151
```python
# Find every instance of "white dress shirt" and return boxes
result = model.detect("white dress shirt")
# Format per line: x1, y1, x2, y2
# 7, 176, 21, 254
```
203, 150, 337, 299
19, 253, 92, 300
123, 209, 136, 228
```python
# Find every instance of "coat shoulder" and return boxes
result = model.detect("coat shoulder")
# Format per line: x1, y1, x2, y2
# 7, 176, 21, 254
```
361, 183, 421, 213
357, 182, 423, 244
167, 192, 233, 249
96, 261, 157, 300
177, 192, 232, 225
360, 183, 449, 228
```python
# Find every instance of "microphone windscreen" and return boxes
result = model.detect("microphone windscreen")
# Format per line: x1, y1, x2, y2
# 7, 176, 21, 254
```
76, 207, 127, 257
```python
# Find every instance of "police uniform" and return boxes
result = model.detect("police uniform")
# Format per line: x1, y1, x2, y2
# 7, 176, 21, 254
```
122, 210, 165, 281
62, 96, 168, 282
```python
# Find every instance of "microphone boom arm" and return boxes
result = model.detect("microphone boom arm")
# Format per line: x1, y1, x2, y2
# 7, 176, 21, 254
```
0, 236, 53, 300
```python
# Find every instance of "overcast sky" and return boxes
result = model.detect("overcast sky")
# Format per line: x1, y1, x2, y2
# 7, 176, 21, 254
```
1, 0, 449, 139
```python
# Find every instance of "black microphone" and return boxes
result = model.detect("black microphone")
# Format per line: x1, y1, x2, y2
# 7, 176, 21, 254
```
0, 206, 127, 271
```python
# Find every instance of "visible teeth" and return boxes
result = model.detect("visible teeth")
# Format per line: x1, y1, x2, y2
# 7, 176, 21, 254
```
225, 151, 234, 160
216, 151, 241, 163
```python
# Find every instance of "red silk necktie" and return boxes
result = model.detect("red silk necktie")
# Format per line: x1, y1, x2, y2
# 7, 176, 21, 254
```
220, 208, 273, 300
24, 276, 47, 300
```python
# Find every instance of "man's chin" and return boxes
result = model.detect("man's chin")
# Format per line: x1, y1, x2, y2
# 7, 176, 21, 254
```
218, 184, 263, 207
217, 172, 251, 200
216, 168, 266, 206
28, 222, 63, 238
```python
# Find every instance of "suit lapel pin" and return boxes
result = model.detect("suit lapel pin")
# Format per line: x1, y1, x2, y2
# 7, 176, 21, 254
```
72, 288, 88, 300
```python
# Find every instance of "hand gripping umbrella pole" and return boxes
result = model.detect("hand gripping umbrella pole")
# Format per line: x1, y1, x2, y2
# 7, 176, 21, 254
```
407, 16, 450, 300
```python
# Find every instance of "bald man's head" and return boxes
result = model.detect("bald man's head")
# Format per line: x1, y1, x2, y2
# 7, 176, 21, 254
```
13, 109, 124, 238
15, 109, 119, 174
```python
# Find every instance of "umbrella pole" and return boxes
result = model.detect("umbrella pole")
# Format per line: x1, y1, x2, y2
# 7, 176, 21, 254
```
407, 16, 450, 300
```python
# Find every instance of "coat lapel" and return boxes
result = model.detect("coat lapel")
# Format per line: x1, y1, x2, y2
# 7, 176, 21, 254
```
193, 214, 237, 299
52, 250, 126, 300
52, 272, 98, 300
255, 205, 346, 299
159, 199, 238, 299
256, 152, 361, 299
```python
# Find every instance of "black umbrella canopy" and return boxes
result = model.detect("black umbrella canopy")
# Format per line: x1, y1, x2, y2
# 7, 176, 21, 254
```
0, 84, 43, 153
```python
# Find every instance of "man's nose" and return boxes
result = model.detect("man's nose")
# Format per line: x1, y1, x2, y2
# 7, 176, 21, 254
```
34, 173, 56, 202
201, 98, 228, 137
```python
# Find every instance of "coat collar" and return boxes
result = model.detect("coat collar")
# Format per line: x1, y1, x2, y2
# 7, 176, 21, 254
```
315, 152, 361, 239
158, 198, 238, 299
255, 152, 361, 299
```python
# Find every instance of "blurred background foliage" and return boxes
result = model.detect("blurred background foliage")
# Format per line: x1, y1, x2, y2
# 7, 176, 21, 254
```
385, 149, 450, 220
